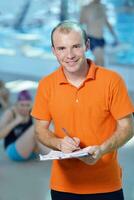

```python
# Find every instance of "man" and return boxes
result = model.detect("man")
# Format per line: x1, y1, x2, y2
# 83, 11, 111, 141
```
31, 21, 134, 200
80, 0, 118, 66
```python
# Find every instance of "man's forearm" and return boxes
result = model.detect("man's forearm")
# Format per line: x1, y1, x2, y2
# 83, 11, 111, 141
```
106, 21, 118, 41
100, 116, 134, 155
36, 127, 61, 151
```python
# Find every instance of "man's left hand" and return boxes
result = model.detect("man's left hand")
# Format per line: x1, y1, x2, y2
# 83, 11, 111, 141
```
78, 146, 103, 165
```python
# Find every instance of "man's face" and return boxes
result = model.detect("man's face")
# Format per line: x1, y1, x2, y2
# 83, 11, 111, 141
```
52, 29, 89, 74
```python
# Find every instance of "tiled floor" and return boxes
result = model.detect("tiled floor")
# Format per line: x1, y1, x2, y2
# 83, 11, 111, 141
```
0, 143, 51, 200
0, 140, 134, 200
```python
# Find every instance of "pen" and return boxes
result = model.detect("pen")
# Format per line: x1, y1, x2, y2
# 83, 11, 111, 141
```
62, 128, 80, 149
62, 128, 74, 140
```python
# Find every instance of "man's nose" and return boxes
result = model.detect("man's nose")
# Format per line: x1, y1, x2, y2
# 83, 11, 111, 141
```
66, 48, 75, 59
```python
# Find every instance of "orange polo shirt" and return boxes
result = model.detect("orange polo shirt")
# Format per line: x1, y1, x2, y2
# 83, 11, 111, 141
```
31, 59, 134, 194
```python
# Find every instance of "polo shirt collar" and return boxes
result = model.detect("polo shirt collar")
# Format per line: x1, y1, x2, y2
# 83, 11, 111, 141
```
86, 59, 97, 81
58, 59, 97, 84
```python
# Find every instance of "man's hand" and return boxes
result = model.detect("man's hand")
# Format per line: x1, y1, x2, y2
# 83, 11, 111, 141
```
79, 146, 103, 165
60, 136, 80, 153
112, 40, 119, 47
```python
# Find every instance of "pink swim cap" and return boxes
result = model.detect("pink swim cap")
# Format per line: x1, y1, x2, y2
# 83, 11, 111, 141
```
17, 90, 32, 101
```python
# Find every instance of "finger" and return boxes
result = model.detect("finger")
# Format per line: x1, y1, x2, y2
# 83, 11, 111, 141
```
85, 146, 97, 155
64, 136, 79, 146
61, 145, 78, 153
73, 137, 80, 146
62, 140, 79, 151
79, 156, 95, 165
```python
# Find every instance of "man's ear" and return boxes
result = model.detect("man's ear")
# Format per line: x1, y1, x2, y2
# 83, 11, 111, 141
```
85, 39, 90, 51
51, 46, 56, 55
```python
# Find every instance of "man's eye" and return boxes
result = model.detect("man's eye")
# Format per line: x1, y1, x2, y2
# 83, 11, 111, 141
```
58, 47, 65, 50
73, 45, 81, 48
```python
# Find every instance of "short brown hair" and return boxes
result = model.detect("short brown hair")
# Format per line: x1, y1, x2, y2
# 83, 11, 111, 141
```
51, 21, 88, 47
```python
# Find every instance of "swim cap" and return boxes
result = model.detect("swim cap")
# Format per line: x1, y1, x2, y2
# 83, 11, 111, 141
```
17, 90, 32, 101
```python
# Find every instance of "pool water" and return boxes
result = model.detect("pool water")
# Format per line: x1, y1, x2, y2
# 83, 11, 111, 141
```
0, 0, 134, 65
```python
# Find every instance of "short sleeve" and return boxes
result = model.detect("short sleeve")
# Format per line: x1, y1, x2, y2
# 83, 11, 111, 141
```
31, 79, 51, 121
109, 77, 134, 119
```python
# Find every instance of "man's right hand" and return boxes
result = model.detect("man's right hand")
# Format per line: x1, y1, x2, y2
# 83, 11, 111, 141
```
60, 136, 80, 153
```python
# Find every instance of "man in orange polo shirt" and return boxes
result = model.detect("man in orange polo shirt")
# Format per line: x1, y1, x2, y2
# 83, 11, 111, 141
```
31, 21, 134, 200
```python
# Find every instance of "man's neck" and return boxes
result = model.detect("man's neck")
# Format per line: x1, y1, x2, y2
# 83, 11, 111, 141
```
64, 61, 89, 88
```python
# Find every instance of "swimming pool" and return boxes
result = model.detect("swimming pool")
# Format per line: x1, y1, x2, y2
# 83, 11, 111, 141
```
0, 0, 134, 65
105, 3, 134, 65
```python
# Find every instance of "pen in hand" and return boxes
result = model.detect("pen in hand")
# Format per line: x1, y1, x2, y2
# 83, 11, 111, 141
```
61, 128, 80, 150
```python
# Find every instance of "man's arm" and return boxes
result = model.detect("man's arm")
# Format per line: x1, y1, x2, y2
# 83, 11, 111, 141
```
100, 114, 134, 154
35, 119, 61, 151
105, 17, 118, 44
35, 119, 80, 153
79, 7, 86, 24
79, 6, 88, 31
79, 114, 134, 165
101, 3, 118, 44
